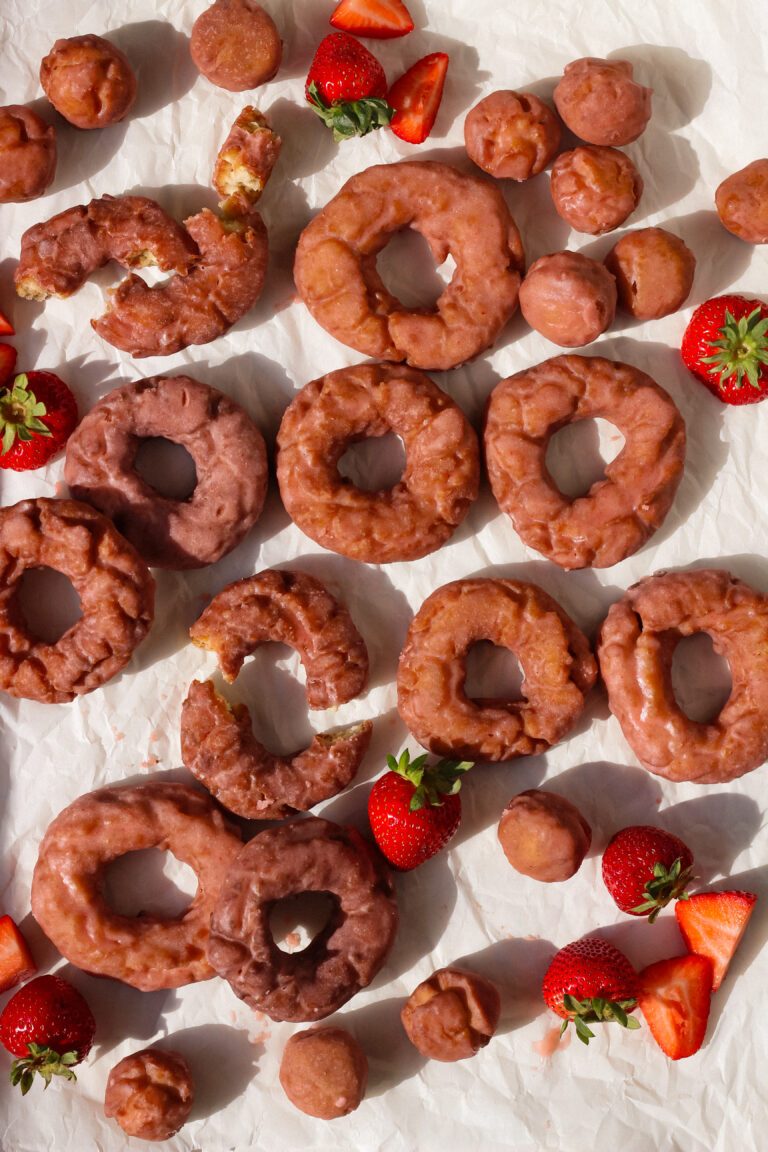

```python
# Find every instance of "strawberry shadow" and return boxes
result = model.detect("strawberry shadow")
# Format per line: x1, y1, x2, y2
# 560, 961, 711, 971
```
160, 1023, 263, 1120
368, 850, 458, 985
542, 761, 663, 858
453, 936, 558, 1035
331, 994, 428, 1094
110, 20, 199, 121
450, 756, 548, 850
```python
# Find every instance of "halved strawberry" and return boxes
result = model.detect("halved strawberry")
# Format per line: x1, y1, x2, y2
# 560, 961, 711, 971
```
637, 954, 713, 1060
330, 0, 414, 39
0, 917, 37, 994
0, 310, 13, 337
388, 52, 449, 145
675, 890, 757, 991
0, 344, 17, 388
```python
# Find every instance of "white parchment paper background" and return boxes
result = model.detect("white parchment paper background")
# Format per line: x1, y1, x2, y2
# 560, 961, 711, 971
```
1, 1, 767, 1149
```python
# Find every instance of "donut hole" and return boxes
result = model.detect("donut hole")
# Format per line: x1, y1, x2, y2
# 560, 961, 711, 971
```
16, 566, 82, 643
464, 641, 525, 703
269, 891, 337, 954
376, 228, 457, 309
104, 849, 198, 918
338, 433, 407, 492
671, 632, 733, 724
134, 437, 198, 501
546, 418, 625, 499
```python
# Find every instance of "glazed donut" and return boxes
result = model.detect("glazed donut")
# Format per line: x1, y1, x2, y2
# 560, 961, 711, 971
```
715, 159, 768, 244
40, 34, 137, 130
464, 90, 562, 181
0, 105, 57, 203
0, 498, 154, 704
604, 227, 696, 320
212, 105, 281, 217
104, 1048, 194, 1141
181, 569, 372, 819
31, 782, 242, 989
294, 160, 524, 371
598, 569, 768, 784
550, 146, 643, 235
64, 375, 268, 570
190, 0, 282, 92
208, 816, 399, 1021
276, 362, 480, 564
397, 578, 596, 760
553, 58, 652, 147
484, 355, 686, 570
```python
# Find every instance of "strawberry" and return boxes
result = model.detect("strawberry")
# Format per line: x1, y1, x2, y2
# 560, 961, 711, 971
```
0, 344, 17, 388
388, 52, 449, 145
330, 0, 415, 39
0, 310, 13, 337
637, 954, 713, 1060
681, 294, 768, 404
0, 974, 96, 1094
0, 918, 37, 994
675, 890, 757, 991
0, 371, 78, 471
367, 748, 471, 870
602, 825, 694, 923
541, 937, 640, 1046
306, 32, 393, 142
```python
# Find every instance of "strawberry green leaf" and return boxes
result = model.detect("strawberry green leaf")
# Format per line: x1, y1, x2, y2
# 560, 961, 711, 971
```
307, 81, 393, 142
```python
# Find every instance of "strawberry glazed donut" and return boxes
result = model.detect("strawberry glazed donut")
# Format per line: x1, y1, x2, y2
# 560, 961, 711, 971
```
0, 498, 154, 704
484, 355, 686, 569
276, 362, 479, 563
598, 569, 768, 784
181, 570, 372, 819
208, 816, 399, 1022
0, 105, 57, 203
294, 160, 525, 371
31, 782, 242, 990
65, 375, 268, 570
397, 578, 597, 760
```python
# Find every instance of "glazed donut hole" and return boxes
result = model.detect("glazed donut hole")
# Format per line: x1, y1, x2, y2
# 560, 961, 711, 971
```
190, 0, 282, 92
40, 34, 137, 130
497, 789, 592, 882
553, 57, 652, 146
604, 227, 696, 319
15, 565, 83, 645
519, 251, 617, 346
401, 967, 501, 1062
464, 90, 562, 181
550, 145, 643, 235
0, 105, 57, 203
279, 1026, 368, 1120
104, 1047, 194, 1141
715, 158, 768, 244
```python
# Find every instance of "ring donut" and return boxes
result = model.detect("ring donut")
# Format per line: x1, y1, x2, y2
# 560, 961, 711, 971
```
294, 160, 524, 371
397, 577, 597, 760
598, 568, 768, 784
208, 816, 399, 1021
276, 362, 480, 564
31, 782, 242, 990
64, 375, 268, 570
0, 498, 154, 704
484, 355, 686, 570
181, 570, 372, 818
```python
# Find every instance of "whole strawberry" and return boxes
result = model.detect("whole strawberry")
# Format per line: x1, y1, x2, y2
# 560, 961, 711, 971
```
0, 974, 96, 1095
681, 294, 768, 404
542, 937, 640, 1045
602, 825, 694, 923
0, 371, 78, 471
368, 749, 471, 870
306, 32, 393, 141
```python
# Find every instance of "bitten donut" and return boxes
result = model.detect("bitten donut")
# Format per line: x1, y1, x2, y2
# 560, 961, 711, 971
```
397, 578, 596, 760
191, 0, 282, 92
0, 105, 57, 203
279, 1027, 368, 1120
0, 498, 154, 703
104, 1048, 194, 1141
401, 967, 501, 1062
598, 569, 768, 784
484, 355, 686, 570
553, 58, 652, 146
294, 160, 524, 371
40, 34, 137, 129
550, 146, 643, 235
276, 362, 480, 563
518, 251, 617, 347
65, 375, 268, 570
715, 159, 768, 243
213, 106, 281, 216
464, 90, 562, 181
181, 569, 372, 819
31, 782, 242, 989
604, 227, 696, 319
208, 817, 399, 1021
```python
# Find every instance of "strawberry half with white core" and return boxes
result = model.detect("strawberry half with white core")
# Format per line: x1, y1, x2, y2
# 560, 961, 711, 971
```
388, 52, 449, 144
637, 954, 713, 1060
681, 294, 768, 404
330, 0, 415, 39
602, 825, 695, 923
541, 937, 640, 1045
306, 32, 393, 142
675, 890, 757, 991
0, 344, 17, 387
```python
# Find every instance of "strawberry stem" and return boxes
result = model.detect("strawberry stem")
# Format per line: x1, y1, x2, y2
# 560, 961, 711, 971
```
307, 81, 393, 142
386, 749, 472, 811
0, 374, 52, 456
9, 1043, 80, 1095
700, 307, 768, 391
560, 994, 640, 1045
630, 857, 695, 923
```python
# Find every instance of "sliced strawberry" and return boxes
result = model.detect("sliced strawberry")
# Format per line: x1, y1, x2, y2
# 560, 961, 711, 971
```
0, 310, 13, 337
637, 954, 713, 1060
330, 0, 414, 39
675, 891, 757, 991
0, 344, 17, 388
0, 917, 37, 994
388, 52, 449, 145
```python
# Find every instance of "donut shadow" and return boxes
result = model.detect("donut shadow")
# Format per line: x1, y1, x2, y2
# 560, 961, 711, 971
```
445, 481, 506, 555
124, 181, 218, 219
277, 0, 339, 83
542, 761, 664, 857
333, 995, 427, 1095
110, 20, 199, 120
660, 209, 753, 303
501, 169, 572, 264
453, 936, 558, 1035
371, 851, 458, 984
688, 553, 768, 594
450, 756, 548, 850
163, 1023, 263, 1120
607, 45, 712, 132
627, 129, 700, 218
210, 643, 316, 754
266, 95, 337, 183
0, 256, 46, 343
38, 99, 129, 196
129, 570, 201, 674
58, 962, 180, 1062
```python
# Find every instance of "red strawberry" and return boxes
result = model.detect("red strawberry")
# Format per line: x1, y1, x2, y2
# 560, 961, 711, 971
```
675, 890, 757, 991
388, 52, 449, 145
306, 32, 393, 142
602, 825, 694, 923
637, 954, 713, 1060
330, 0, 414, 39
0, 371, 78, 471
0, 974, 96, 1095
542, 937, 640, 1045
681, 294, 768, 404
0, 918, 37, 994
0, 344, 17, 388
367, 748, 471, 870
0, 309, 13, 337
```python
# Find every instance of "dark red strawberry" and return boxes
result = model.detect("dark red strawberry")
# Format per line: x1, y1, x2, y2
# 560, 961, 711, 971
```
0, 371, 78, 471
388, 52, 449, 144
306, 32, 392, 141
675, 890, 757, 990
330, 0, 414, 39
0, 344, 17, 388
637, 954, 713, 1059
602, 825, 694, 923
681, 294, 768, 404
542, 937, 640, 1045
0, 974, 96, 1095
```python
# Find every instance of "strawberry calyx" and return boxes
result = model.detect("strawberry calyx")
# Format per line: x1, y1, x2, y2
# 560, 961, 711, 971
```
386, 748, 472, 812
9, 1042, 80, 1095
0, 374, 52, 456
700, 306, 768, 391
631, 856, 695, 923
560, 993, 640, 1046
306, 81, 393, 142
